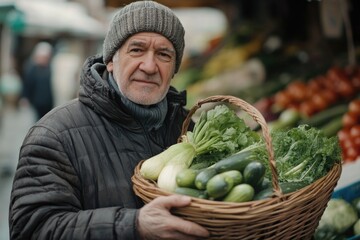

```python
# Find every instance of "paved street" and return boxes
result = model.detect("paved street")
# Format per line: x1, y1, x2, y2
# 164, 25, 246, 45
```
0, 104, 35, 240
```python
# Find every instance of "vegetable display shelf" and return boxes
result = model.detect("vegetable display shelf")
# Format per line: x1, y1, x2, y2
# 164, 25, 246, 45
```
330, 159, 360, 240
332, 180, 360, 240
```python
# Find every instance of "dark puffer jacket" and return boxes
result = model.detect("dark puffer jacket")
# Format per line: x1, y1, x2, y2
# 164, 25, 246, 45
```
9, 55, 190, 240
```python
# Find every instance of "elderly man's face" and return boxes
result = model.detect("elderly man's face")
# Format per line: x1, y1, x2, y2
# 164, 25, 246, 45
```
106, 32, 176, 105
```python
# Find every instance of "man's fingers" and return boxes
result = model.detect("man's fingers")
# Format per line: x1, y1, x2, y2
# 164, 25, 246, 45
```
139, 195, 210, 239
151, 195, 192, 210
167, 215, 210, 238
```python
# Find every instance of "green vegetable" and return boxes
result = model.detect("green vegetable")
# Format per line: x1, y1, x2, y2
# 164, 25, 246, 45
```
211, 124, 341, 187
243, 161, 266, 187
195, 167, 218, 190
354, 219, 360, 236
176, 168, 199, 188
157, 143, 196, 192
320, 116, 343, 137
254, 177, 271, 193
174, 187, 208, 199
317, 199, 358, 234
140, 143, 187, 180
313, 225, 346, 240
222, 184, 254, 203
141, 104, 260, 192
298, 104, 348, 128
220, 170, 243, 185
206, 173, 234, 199
352, 197, 360, 216
253, 181, 308, 200
272, 125, 341, 184
187, 104, 261, 167
267, 109, 301, 132
213, 142, 268, 174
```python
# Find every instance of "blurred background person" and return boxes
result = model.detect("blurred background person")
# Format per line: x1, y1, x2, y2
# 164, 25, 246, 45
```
21, 42, 54, 121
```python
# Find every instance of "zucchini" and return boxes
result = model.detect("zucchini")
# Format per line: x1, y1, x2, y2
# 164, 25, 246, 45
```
243, 161, 266, 188
253, 181, 308, 200
298, 104, 348, 128
220, 170, 243, 185
222, 184, 255, 203
176, 168, 199, 188
194, 167, 218, 190
213, 150, 254, 173
174, 187, 208, 199
206, 173, 234, 199
320, 116, 343, 137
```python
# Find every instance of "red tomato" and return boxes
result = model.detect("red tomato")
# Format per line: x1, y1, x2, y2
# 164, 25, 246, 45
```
321, 90, 338, 104
349, 99, 360, 115
350, 125, 360, 138
311, 94, 329, 111
337, 80, 355, 98
351, 75, 360, 90
342, 112, 359, 128
299, 101, 317, 117
287, 81, 308, 101
345, 147, 359, 162
341, 138, 355, 150
327, 66, 348, 83
353, 137, 360, 148
308, 78, 323, 96
274, 91, 293, 108
338, 128, 351, 142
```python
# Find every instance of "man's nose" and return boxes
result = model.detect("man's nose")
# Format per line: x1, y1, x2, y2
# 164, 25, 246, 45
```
139, 53, 158, 74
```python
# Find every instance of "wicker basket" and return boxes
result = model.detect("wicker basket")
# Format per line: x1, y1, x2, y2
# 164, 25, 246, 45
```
132, 95, 342, 240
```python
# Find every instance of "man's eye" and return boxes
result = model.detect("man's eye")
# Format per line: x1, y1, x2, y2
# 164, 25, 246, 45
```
130, 48, 142, 53
158, 52, 172, 61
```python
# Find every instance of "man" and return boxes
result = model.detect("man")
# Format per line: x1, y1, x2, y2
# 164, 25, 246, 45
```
22, 42, 54, 120
9, 1, 210, 239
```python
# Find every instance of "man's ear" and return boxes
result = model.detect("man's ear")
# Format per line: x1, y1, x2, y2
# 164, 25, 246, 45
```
106, 61, 113, 72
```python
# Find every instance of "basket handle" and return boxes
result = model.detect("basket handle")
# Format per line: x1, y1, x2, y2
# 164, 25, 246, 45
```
181, 95, 282, 197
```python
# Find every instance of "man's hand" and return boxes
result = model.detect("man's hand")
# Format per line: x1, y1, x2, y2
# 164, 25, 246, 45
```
137, 195, 210, 240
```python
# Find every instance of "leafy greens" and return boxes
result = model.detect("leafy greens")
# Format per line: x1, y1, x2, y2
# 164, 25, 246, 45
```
186, 104, 261, 168
231, 124, 342, 185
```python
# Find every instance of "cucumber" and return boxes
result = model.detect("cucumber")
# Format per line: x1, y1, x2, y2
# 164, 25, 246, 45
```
176, 168, 199, 188
222, 184, 255, 203
213, 150, 254, 173
174, 187, 208, 199
320, 116, 343, 137
298, 104, 348, 127
253, 181, 308, 200
243, 161, 266, 188
194, 167, 218, 190
206, 174, 234, 199
255, 177, 271, 193
220, 170, 243, 185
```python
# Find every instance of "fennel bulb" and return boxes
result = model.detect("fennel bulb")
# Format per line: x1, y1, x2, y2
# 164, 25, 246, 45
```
140, 143, 185, 180
157, 142, 196, 192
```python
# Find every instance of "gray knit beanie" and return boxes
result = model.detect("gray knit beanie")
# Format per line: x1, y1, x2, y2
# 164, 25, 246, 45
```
103, 1, 185, 73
